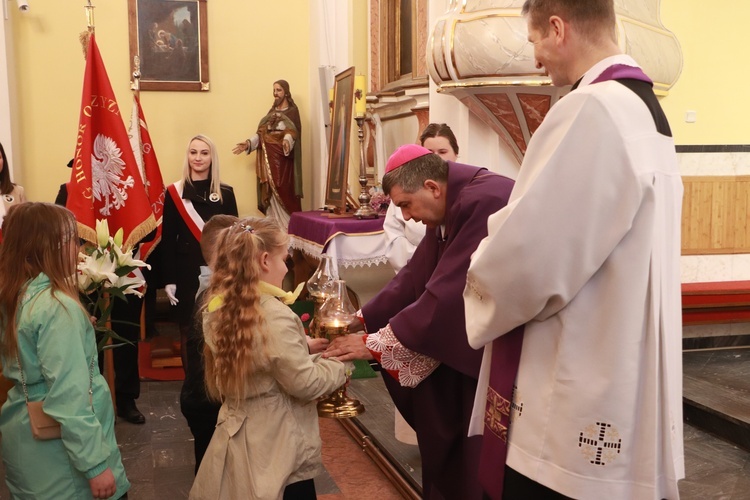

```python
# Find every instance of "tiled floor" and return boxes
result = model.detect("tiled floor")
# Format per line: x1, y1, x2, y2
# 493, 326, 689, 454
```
2, 374, 750, 498
0, 379, 403, 499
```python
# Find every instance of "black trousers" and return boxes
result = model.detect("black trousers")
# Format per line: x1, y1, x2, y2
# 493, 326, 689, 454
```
283, 478, 316, 500
109, 295, 144, 403
180, 403, 219, 474
501, 466, 572, 500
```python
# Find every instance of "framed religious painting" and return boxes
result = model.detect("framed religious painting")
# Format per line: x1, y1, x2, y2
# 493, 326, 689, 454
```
325, 67, 355, 211
127, 0, 210, 91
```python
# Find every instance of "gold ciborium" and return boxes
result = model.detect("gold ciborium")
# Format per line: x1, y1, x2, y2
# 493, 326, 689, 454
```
305, 254, 336, 339
317, 279, 365, 418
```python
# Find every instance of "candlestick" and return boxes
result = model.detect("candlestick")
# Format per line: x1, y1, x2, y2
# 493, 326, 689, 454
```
353, 116, 378, 219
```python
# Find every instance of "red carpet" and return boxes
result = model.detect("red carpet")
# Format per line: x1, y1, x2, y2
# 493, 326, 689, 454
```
138, 340, 185, 381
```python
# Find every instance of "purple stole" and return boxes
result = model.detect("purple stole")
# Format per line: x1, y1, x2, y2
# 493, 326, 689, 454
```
478, 326, 524, 499
477, 62, 653, 500
590, 63, 653, 85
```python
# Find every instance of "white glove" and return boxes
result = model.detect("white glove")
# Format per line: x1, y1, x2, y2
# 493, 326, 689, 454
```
165, 284, 179, 306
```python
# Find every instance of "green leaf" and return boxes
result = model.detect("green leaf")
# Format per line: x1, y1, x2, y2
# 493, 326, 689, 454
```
95, 327, 135, 351
115, 266, 137, 277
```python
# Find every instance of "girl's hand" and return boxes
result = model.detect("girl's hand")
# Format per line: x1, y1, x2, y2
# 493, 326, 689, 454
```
88, 468, 116, 499
306, 336, 329, 354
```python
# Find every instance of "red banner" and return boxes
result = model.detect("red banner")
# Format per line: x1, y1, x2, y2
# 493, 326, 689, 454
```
68, 33, 155, 249
129, 94, 165, 259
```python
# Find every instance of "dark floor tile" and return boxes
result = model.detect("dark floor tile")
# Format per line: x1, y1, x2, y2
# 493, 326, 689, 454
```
126, 483, 157, 500
152, 443, 195, 469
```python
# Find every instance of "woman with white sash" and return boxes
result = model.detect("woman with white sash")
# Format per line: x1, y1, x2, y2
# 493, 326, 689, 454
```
162, 134, 238, 368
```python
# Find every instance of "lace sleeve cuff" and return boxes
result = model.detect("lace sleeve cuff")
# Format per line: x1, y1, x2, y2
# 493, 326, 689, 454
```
365, 324, 439, 388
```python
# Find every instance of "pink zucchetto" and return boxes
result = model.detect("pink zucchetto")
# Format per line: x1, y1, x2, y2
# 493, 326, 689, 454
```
385, 144, 433, 174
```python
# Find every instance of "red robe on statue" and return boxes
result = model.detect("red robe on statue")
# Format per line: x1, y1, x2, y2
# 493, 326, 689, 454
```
255, 105, 302, 215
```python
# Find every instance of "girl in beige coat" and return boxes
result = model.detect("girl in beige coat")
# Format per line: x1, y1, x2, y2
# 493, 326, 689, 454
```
189, 217, 346, 500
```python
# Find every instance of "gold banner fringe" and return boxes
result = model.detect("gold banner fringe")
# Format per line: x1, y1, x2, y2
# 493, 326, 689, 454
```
77, 215, 156, 251
79, 31, 91, 60
77, 221, 97, 245
123, 215, 157, 251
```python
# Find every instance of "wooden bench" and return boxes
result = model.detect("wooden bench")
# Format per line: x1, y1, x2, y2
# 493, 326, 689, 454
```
682, 280, 750, 325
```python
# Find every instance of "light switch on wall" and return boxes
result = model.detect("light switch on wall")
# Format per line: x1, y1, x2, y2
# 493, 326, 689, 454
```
685, 110, 697, 123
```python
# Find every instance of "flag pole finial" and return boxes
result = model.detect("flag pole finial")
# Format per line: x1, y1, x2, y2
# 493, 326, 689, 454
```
85, 1, 95, 33
79, 0, 95, 58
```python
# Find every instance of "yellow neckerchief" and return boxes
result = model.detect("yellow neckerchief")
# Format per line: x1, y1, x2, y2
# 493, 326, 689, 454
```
257, 281, 304, 305
207, 282, 303, 313
207, 294, 224, 313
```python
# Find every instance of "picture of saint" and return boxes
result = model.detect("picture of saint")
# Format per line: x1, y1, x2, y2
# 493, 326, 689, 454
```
137, 1, 200, 82
325, 68, 355, 209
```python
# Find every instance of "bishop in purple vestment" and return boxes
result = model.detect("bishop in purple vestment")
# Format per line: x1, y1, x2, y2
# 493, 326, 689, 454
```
325, 144, 516, 499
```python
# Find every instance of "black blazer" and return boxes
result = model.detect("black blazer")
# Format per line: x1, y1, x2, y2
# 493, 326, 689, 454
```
161, 179, 238, 322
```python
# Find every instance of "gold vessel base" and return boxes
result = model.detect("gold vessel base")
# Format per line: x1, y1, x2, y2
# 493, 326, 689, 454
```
317, 388, 365, 419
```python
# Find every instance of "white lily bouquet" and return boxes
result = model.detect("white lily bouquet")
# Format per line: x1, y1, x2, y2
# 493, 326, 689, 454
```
77, 219, 151, 351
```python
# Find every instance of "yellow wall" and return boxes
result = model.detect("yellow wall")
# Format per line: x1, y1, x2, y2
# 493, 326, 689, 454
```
10, 0, 744, 211
9, 0, 310, 216
660, 1, 748, 145
353, 1, 368, 86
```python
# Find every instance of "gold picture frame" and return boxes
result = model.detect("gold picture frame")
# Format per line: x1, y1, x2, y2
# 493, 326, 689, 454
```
325, 67, 355, 211
128, 0, 209, 91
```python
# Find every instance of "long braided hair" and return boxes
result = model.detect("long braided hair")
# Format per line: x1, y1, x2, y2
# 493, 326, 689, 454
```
202, 217, 289, 400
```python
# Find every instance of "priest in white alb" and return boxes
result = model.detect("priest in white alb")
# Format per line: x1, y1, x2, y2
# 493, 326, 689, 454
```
463, 1, 685, 499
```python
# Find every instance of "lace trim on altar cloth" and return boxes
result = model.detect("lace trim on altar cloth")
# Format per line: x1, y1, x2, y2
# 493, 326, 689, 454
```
289, 239, 389, 269
338, 256, 389, 269
365, 324, 440, 388
289, 239, 324, 259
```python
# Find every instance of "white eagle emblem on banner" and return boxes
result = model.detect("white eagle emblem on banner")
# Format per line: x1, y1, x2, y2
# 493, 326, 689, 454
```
91, 134, 135, 216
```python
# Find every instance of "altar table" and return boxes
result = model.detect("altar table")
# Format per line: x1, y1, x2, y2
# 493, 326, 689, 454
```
287, 210, 393, 305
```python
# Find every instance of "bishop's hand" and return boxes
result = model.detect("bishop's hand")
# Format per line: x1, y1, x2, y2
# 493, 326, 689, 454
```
324, 334, 374, 362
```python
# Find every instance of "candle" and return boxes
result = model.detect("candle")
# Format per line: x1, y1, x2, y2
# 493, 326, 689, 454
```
354, 75, 366, 117
328, 87, 334, 105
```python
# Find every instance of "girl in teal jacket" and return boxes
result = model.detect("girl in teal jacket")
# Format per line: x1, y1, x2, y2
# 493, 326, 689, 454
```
0, 203, 130, 499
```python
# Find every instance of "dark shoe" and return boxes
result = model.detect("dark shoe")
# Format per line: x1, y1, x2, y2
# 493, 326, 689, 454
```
117, 400, 146, 425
